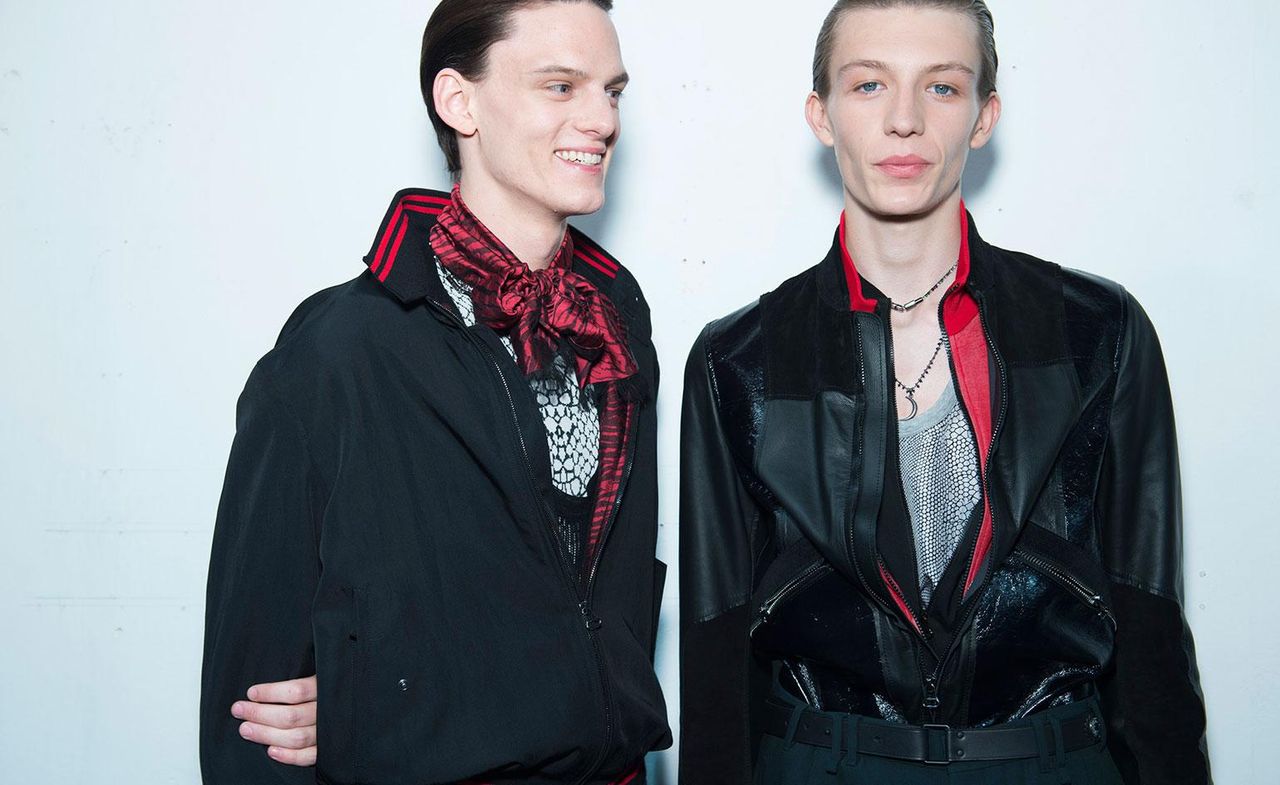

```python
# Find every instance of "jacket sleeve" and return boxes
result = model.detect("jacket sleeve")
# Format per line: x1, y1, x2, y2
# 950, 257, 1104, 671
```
1097, 292, 1211, 784
678, 327, 760, 785
200, 364, 325, 784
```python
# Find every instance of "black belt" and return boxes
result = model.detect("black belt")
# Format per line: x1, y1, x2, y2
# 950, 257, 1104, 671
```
761, 699, 1104, 765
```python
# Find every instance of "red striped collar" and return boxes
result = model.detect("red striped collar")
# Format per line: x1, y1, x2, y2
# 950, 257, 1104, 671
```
837, 200, 971, 313
363, 188, 622, 304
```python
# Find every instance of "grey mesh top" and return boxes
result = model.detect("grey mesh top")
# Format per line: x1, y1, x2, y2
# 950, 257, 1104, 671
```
897, 378, 981, 607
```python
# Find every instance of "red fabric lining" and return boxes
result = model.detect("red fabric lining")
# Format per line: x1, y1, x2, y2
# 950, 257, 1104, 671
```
585, 398, 633, 566
840, 203, 997, 611
947, 314, 993, 595
879, 561, 923, 635
939, 207, 994, 595
837, 213, 878, 313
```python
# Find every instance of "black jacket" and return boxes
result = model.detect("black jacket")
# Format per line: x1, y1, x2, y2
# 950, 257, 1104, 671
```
201, 189, 671, 785
678, 214, 1209, 784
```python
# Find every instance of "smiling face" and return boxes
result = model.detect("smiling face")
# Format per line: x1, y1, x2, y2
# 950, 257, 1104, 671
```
806, 6, 1000, 220
442, 2, 627, 223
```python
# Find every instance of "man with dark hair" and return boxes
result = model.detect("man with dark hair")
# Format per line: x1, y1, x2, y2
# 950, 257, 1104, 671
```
200, 1, 670, 782
679, 1, 1209, 783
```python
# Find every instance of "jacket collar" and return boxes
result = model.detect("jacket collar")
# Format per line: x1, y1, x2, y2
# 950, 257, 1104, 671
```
818, 201, 992, 312
364, 188, 624, 305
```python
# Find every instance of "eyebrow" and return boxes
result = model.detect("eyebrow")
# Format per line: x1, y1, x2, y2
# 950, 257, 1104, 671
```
837, 59, 975, 77
532, 65, 630, 85
837, 59, 889, 75
926, 61, 976, 77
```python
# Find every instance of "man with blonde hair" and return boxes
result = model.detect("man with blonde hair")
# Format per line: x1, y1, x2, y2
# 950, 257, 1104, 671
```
678, 2, 1209, 782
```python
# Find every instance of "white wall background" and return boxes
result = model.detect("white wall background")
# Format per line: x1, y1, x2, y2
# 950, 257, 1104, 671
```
1, 1, 1275, 782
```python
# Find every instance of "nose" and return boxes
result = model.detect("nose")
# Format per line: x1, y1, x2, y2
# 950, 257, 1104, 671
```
576, 89, 619, 142
885, 87, 924, 138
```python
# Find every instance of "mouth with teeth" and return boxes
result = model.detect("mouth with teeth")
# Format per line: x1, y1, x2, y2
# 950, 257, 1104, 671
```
555, 149, 605, 167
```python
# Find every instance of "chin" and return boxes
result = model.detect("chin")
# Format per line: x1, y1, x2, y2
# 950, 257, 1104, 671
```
862, 186, 944, 219
551, 189, 606, 218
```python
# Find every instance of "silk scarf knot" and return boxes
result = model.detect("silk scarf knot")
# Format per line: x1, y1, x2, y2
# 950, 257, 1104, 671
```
429, 185, 637, 390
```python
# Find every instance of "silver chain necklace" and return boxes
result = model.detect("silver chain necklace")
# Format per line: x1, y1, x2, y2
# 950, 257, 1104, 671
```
890, 261, 958, 313
895, 334, 947, 420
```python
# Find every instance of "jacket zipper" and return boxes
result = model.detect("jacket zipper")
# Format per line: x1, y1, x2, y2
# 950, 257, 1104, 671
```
748, 560, 832, 635
584, 412, 638, 600
846, 318, 873, 595
848, 314, 935, 654
576, 411, 638, 782
429, 300, 618, 785
914, 284, 1010, 719
878, 554, 929, 640
1008, 549, 1116, 629
883, 313, 928, 630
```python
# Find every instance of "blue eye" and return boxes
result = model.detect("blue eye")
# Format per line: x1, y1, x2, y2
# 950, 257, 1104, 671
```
855, 81, 882, 94
930, 84, 957, 96
606, 88, 624, 101
548, 83, 571, 95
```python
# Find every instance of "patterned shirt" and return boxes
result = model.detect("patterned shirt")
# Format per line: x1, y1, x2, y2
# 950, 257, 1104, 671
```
897, 379, 981, 607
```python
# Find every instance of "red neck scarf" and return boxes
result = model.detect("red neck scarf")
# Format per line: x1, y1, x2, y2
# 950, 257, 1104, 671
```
428, 185, 637, 389
429, 185, 640, 578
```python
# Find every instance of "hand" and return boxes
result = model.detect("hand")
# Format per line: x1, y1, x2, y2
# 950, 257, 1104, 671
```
230, 675, 318, 766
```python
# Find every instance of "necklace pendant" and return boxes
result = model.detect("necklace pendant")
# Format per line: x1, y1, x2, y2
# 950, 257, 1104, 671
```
902, 390, 919, 421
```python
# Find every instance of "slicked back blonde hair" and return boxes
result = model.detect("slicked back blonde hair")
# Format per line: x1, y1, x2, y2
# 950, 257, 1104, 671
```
812, 0, 998, 99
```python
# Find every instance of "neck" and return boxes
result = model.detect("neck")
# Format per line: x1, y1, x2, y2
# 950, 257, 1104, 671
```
456, 175, 567, 271
843, 191, 964, 304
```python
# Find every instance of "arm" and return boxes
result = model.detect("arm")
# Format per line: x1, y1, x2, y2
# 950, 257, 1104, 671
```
1096, 292, 1211, 784
678, 328, 759, 785
200, 365, 326, 784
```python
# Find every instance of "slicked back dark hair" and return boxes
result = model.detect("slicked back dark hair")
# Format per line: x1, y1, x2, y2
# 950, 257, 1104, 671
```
420, 0, 615, 179
812, 0, 998, 100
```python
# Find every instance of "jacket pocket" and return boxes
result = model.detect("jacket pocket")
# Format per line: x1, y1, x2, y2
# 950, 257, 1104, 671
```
750, 560, 833, 636
315, 584, 361, 782
650, 558, 667, 662
1008, 548, 1116, 631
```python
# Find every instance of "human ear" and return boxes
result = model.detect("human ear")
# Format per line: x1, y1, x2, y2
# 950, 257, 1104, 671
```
434, 68, 477, 137
969, 91, 1002, 150
805, 91, 837, 148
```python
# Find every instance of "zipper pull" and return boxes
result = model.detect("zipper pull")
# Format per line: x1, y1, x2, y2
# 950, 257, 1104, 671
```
923, 675, 942, 712
1089, 595, 1117, 628
579, 601, 603, 631
756, 605, 772, 627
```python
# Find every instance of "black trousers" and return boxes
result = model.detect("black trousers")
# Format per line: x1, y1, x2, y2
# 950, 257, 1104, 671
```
753, 696, 1125, 785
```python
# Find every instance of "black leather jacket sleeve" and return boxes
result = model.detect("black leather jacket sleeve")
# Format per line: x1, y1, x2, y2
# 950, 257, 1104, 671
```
678, 326, 759, 785
200, 365, 324, 784
1097, 292, 1211, 784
